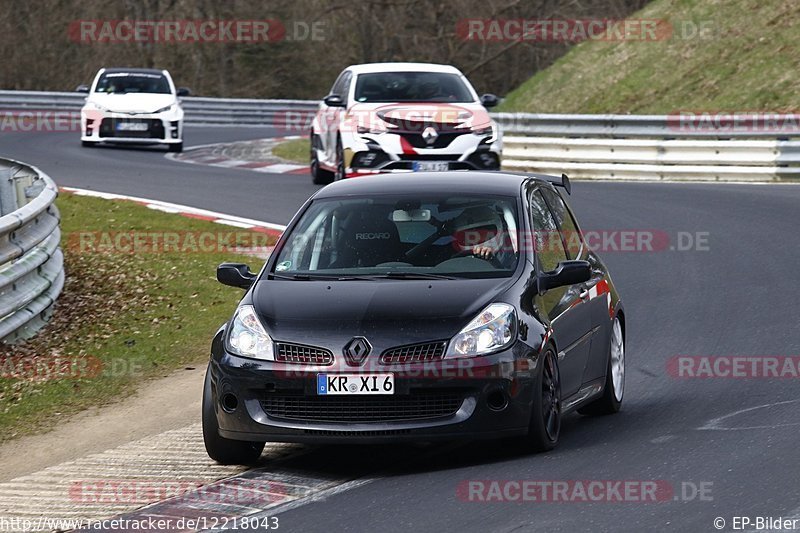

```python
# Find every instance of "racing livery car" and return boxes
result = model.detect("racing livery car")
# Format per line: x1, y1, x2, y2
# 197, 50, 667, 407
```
310, 62, 502, 184
204, 171, 626, 464
78, 67, 189, 152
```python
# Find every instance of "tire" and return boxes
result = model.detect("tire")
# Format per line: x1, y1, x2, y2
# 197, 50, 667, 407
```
578, 315, 624, 416
168, 142, 183, 153
523, 347, 561, 452
81, 140, 97, 148
333, 137, 346, 181
202, 366, 265, 465
310, 132, 334, 185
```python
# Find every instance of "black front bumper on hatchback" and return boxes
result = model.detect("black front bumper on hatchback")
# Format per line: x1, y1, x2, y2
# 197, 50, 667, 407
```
209, 334, 538, 444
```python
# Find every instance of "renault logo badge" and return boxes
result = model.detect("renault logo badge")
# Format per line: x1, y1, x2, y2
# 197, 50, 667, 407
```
343, 337, 372, 366
422, 126, 439, 145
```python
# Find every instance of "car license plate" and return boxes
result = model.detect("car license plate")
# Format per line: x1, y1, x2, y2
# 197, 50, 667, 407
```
116, 122, 149, 132
317, 373, 394, 395
413, 161, 449, 172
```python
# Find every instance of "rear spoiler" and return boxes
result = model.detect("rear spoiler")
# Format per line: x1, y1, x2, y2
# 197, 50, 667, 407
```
544, 173, 571, 195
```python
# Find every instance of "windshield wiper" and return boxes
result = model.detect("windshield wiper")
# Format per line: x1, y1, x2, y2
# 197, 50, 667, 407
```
366, 272, 458, 280
270, 273, 378, 281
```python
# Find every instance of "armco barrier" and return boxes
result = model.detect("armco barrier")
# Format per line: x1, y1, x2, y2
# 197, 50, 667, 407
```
0, 158, 63, 343
3, 91, 799, 180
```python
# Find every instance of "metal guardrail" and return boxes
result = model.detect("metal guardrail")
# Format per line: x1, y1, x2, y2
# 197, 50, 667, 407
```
0, 158, 62, 343
3, 91, 799, 180
0, 90, 318, 126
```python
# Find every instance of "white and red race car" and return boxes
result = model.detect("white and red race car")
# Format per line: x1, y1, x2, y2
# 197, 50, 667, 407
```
310, 62, 502, 184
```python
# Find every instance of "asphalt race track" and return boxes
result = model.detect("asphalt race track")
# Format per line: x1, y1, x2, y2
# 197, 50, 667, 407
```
2, 127, 799, 532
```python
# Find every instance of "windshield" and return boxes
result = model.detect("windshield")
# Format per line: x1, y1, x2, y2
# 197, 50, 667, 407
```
272, 195, 519, 279
94, 72, 171, 94
354, 72, 475, 103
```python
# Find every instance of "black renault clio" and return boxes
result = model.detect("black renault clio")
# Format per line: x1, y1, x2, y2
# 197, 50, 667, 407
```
203, 172, 626, 464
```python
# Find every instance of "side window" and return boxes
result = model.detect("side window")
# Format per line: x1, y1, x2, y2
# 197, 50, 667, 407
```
339, 72, 352, 100
541, 188, 582, 259
330, 72, 346, 95
529, 189, 567, 272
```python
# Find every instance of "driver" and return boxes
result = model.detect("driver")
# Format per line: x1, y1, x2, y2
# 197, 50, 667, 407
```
451, 206, 515, 266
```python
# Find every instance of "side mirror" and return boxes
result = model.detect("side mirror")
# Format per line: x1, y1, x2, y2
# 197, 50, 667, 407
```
323, 94, 346, 107
217, 263, 256, 289
75, 84, 90, 93
538, 260, 591, 292
480, 93, 499, 108
176, 87, 191, 97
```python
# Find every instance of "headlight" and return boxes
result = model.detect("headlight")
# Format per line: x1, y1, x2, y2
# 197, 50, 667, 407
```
472, 123, 497, 142
356, 125, 385, 134
86, 102, 108, 112
153, 104, 175, 114
225, 305, 274, 360
446, 303, 516, 358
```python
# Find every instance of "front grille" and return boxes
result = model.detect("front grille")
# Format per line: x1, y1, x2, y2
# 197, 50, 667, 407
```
261, 393, 464, 422
397, 154, 462, 161
99, 118, 165, 139
381, 342, 446, 364
399, 131, 469, 149
275, 342, 334, 365
303, 428, 412, 437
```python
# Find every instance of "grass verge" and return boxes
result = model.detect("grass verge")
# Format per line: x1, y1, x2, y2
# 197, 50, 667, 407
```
499, 0, 800, 114
0, 193, 277, 442
272, 137, 309, 164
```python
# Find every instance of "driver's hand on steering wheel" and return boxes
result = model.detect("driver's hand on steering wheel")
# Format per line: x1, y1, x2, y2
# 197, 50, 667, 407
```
472, 245, 496, 259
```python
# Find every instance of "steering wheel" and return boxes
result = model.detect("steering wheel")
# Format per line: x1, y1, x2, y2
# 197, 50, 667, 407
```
450, 248, 504, 269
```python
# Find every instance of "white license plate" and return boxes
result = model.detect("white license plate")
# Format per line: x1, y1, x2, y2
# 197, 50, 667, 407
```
116, 122, 149, 131
413, 161, 449, 172
317, 373, 394, 395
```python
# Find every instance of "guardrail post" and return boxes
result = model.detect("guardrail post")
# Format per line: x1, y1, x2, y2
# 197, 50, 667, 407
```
0, 165, 18, 216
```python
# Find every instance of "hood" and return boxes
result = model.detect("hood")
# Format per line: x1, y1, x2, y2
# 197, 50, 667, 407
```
346, 102, 493, 131
251, 278, 512, 356
86, 93, 176, 114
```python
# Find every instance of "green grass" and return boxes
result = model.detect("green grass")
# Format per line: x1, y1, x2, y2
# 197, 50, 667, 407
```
272, 138, 309, 164
0, 193, 276, 441
499, 0, 800, 114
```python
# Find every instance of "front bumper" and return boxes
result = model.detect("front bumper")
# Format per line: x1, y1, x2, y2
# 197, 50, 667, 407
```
209, 337, 537, 444
342, 129, 503, 176
80, 109, 183, 144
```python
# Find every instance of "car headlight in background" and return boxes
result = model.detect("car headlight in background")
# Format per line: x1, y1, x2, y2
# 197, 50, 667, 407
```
446, 303, 516, 357
226, 305, 274, 360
